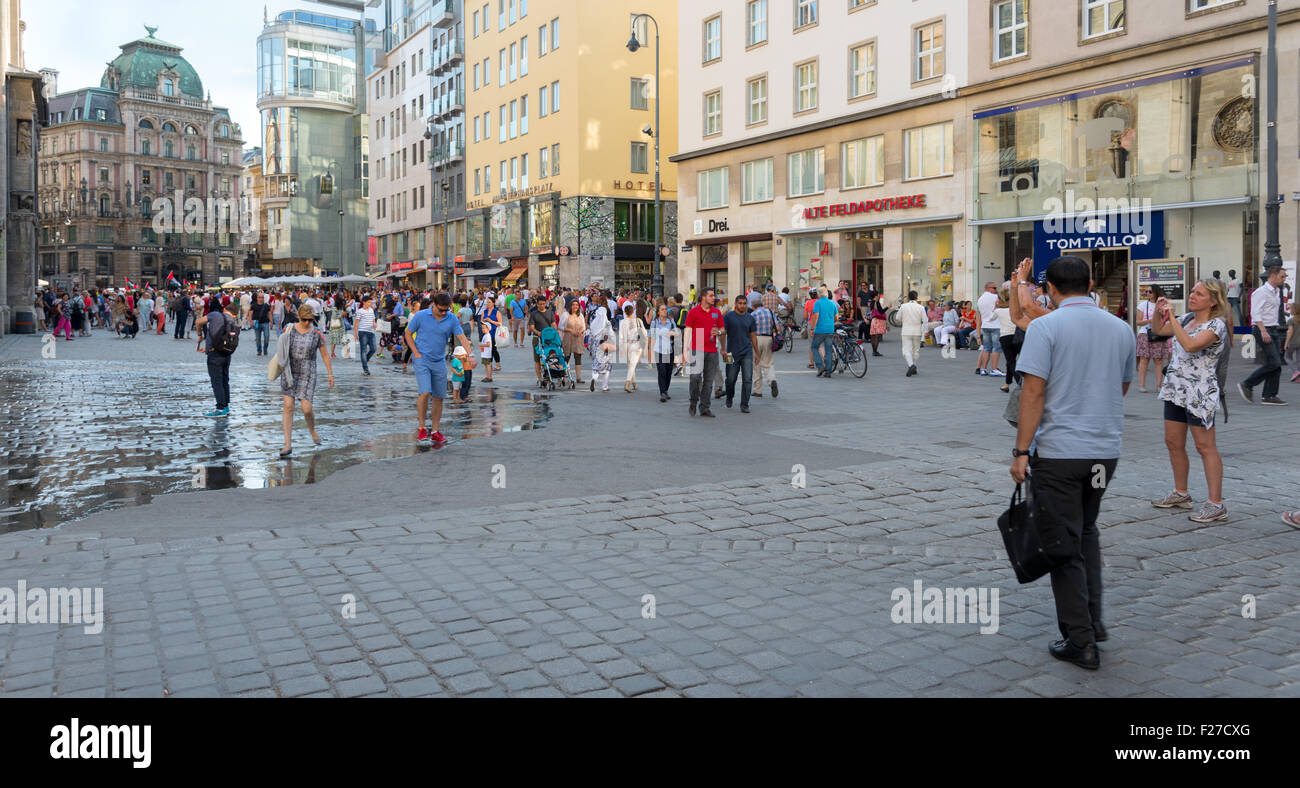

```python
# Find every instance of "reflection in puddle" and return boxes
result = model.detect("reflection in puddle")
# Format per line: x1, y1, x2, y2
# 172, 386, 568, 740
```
0, 362, 550, 532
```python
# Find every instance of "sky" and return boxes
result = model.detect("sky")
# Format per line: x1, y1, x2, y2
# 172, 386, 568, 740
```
20, 0, 360, 152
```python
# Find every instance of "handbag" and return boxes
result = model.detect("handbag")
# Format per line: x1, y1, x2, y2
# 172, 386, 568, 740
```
996, 481, 1055, 584
267, 352, 284, 381
376, 319, 392, 334
1003, 379, 1021, 426
331, 316, 342, 330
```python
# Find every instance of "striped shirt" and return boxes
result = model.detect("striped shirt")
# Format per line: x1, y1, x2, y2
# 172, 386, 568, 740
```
355, 307, 376, 334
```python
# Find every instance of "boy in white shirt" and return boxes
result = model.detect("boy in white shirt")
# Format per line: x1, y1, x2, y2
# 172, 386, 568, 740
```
479, 322, 494, 382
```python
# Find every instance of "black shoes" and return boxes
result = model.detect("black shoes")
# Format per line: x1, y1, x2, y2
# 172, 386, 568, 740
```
725, 397, 733, 408
1238, 383, 1253, 403
1049, 639, 1100, 670
740, 406, 750, 413
771, 380, 778, 398
1094, 623, 1108, 643
659, 394, 667, 402
906, 365, 917, 377
689, 403, 697, 416
1261, 396, 1288, 405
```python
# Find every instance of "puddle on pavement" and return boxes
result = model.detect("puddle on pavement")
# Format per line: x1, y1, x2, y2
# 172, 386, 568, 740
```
0, 361, 551, 532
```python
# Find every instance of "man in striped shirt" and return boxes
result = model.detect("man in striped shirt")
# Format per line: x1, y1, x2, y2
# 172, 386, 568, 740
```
354, 295, 378, 376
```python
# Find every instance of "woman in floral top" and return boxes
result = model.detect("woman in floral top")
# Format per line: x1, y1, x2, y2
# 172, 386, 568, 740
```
1150, 279, 1231, 523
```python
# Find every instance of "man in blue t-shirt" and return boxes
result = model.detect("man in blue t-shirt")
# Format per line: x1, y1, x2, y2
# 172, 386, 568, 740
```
405, 293, 476, 444
810, 287, 839, 377
510, 293, 528, 346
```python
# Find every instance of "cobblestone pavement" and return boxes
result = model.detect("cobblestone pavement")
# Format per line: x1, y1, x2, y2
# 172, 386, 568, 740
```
0, 327, 1296, 696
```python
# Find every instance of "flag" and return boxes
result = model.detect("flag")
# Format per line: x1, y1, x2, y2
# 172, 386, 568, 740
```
124, 277, 135, 290
166, 271, 176, 282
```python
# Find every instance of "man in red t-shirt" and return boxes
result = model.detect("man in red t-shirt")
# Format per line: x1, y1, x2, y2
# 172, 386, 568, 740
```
684, 287, 725, 417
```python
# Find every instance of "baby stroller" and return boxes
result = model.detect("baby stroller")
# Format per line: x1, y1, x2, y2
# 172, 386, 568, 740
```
534, 326, 574, 390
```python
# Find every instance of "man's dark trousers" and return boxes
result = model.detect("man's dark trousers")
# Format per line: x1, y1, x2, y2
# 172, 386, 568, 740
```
725, 351, 753, 409
688, 351, 720, 411
207, 353, 231, 410
1242, 326, 1285, 398
1030, 456, 1118, 648
174, 310, 189, 339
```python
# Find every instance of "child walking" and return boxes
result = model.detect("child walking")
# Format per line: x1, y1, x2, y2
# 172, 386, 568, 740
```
479, 322, 494, 382
450, 346, 471, 403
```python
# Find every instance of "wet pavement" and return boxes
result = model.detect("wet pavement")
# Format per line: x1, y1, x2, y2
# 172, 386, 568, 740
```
0, 358, 550, 532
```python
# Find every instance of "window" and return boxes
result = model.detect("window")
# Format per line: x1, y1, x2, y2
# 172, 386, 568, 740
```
520, 153, 529, 188
520, 0, 528, 18
741, 158, 773, 203
499, 160, 507, 192
510, 42, 518, 81
550, 18, 559, 50
187, 145, 196, 160
787, 148, 824, 196
747, 1, 768, 46
842, 136, 884, 189
849, 41, 876, 98
550, 81, 560, 113
1189, 0, 1232, 8
539, 85, 549, 117
509, 99, 518, 138
473, 9, 480, 35
99, 166, 109, 183
520, 36, 528, 75
914, 20, 944, 82
795, 60, 818, 112
474, 115, 481, 142
551, 143, 559, 174
509, 0, 517, 24
222, 152, 230, 166
484, 164, 491, 193
795, 0, 818, 29
1083, 0, 1125, 38
499, 0, 506, 30
631, 141, 648, 173
747, 76, 767, 125
142, 139, 151, 155
510, 157, 518, 190
994, 1, 1028, 61
499, 49, 507, 86
499, 105, 507, 141
630, 77, 649, 111
520, 94, 529, 134
474, 168, 481, 195
698, 166, 728, 209
539, 146, 549, 177
473, 62, 480, 89
99, 137, 108, 152
904, 121, 954, 179
703, 16, 721, 63
539, 23, 548, 55
703, 90, 722, 136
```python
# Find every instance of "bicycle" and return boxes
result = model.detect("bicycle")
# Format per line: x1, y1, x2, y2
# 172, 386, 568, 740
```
825, 323, 868, 378
777, 314, 798, 353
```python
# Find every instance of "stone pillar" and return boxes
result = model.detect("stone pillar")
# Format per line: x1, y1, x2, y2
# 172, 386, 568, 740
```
5, 72, 44, 335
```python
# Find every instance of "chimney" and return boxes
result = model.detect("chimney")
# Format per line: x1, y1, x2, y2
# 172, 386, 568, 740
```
39, 67, 58, 99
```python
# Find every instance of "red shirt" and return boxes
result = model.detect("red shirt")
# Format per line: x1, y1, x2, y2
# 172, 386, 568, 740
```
685, 303, 724, 353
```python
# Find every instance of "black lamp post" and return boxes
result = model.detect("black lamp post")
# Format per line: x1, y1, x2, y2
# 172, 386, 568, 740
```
628, 14, 664, 300
1263, 1, 1282, 277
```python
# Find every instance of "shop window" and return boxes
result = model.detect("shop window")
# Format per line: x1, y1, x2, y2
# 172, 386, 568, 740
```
902, 225, 954, 304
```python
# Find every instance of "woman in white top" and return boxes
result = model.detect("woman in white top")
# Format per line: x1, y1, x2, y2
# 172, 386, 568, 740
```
1135, 284, 1170, 393
993, 288, 1018, 391
617, 303, 648, 392
1149, 279, 1231, 523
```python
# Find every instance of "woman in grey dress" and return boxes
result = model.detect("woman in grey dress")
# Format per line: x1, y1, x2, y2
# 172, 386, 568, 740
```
278, 303, 334, 457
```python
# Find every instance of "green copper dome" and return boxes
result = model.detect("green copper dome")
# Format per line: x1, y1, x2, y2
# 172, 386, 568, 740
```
101, 25, 204, 98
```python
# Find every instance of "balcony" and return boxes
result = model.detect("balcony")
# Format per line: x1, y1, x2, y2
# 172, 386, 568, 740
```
430, 88, 465, 121
432, 142, 465, 170
432, 0, 455, 28
431, 39, 464, 75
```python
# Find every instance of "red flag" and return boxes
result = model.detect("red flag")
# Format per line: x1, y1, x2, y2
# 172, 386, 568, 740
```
167, 271, 176, 282
124, 277, 135, 289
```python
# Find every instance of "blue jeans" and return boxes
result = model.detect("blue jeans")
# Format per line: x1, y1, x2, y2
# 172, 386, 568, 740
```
254, 321, 270, 354
725, 351, 753, 408
812, 333, 834, 371
358, 331, 377, 373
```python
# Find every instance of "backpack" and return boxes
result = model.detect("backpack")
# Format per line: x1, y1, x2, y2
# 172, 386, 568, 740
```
674, 305, 688, 328
210, 313, 240, 355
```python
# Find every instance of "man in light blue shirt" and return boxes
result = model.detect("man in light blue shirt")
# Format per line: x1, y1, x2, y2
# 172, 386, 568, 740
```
810, 288, 839, 378
405, 293, 476, 444
1010, 255, 1135, 671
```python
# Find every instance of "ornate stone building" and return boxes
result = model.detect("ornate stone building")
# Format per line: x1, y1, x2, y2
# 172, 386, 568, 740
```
2, 0, 46, 334
37, 26, 244, 290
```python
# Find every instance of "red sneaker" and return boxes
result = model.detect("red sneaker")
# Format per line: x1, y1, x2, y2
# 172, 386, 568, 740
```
417, 428, 429, 442
430, 431, 447, 444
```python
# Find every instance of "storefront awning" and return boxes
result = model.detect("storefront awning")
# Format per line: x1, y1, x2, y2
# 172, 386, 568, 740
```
503, 264, 528, 284
683, 232, 772, 248
459, 265, 509, 278
966, 196, 1251, 226
774, 214, 964, 236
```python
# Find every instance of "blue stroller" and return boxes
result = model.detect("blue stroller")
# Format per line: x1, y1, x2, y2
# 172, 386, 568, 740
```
534, 326, 573, 390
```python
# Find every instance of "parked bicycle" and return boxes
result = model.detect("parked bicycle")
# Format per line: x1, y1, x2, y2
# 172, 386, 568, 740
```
826, 322, 868, 378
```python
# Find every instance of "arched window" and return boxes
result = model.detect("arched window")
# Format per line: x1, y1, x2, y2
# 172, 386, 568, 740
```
185, 125, 198, 135
162, 122, 177, 133
163, 80, 174, 96
138, 119, 154, 129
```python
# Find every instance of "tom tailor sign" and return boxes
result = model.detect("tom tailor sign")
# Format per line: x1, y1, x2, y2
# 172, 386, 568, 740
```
803, 194, 927, 220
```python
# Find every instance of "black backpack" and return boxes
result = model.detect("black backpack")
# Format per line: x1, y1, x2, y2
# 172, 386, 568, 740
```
210, 313, 240, 355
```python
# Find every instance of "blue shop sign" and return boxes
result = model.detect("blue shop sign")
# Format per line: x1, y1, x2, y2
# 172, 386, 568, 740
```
1032, 210, 1164, 280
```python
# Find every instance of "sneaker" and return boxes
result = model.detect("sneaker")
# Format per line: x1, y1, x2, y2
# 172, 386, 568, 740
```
1291, 370, 1300, 383
430, 431, 448, 444
417, 428, 430, 442
989, 369, 1005, 377
975, 368, 983, 376
1261, 396, 1288, 406
1188, 501, 1229, 523
698, 410, 715, 418
1282, 511, 1300, 529
1237, 383, 1253, 404
689, 403, 697, 416
204, 408, 228, 418
1152, 490, 1193, 509
771, 380, 779, 398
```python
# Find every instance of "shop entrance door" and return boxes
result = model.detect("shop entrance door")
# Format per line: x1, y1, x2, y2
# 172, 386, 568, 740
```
854, 259, 883, 295
1129, 257, 1191, 331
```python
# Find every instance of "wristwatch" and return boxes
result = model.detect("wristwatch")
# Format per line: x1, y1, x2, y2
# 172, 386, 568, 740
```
1011, 448, 1031, 458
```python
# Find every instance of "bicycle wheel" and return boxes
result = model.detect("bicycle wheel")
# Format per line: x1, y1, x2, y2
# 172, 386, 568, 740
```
783, 325, 794, 352
845, 341, 868, 378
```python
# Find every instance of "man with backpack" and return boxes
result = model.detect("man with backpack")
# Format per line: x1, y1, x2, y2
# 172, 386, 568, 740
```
173, 292, 191, 340
196, 300, 240, 417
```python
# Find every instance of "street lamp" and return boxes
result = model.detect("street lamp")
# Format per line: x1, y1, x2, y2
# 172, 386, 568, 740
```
628, 13, 664, 300
1263, 1, 1282, 277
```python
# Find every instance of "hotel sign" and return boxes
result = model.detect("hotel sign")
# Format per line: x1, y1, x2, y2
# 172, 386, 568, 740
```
802, 194, 927, 220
